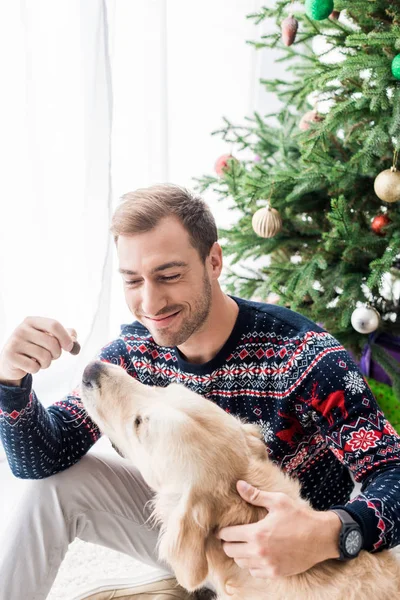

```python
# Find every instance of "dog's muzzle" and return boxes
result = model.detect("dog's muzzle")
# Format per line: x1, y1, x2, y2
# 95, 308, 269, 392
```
82, 360, 106, 388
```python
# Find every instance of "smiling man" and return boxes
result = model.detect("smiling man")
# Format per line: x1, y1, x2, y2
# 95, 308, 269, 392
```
115, 211, 238, 364
0, 183, 399, 600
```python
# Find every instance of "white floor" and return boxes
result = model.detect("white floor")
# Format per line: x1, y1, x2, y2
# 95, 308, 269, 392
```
0, 438, 166, 600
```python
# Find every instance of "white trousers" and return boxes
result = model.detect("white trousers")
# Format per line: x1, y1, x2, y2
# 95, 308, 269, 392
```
0, 453, 181, 600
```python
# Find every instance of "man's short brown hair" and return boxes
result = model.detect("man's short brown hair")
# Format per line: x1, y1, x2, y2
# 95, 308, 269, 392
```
110, 184, 218, 262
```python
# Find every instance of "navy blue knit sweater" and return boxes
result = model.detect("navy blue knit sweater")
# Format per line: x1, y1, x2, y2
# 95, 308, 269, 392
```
1, 297, 399, 553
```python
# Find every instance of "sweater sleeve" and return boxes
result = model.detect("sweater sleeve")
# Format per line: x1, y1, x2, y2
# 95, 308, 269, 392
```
297, 331, 400, 552
0, 336, 132, 479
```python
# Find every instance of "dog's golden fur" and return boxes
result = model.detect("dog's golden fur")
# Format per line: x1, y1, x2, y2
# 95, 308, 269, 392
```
81, 361, 400, 600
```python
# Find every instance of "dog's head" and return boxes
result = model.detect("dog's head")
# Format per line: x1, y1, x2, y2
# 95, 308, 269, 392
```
80, 360, 278, 592
80, 360, 266, 492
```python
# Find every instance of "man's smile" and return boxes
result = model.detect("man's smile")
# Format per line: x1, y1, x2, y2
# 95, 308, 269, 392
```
144, 310, 182, 328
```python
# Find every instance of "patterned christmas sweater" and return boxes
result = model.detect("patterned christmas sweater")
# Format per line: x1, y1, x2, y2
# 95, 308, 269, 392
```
0, 297, 399, 553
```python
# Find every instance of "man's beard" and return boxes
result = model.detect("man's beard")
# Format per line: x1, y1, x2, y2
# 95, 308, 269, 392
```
144, 271, 212, 348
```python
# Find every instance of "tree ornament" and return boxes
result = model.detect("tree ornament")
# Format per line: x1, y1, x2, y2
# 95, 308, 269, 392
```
281, 15, 298, 47
351, 306, 380, 334
299, 109, 323, 131
214, 154, 238, 177
305, 0, 334, 21
374, 167, 400, 203
391, 55, 400, 80
252, 205, 282, 238
371, 213, 391, 235
266, 292, 280, 304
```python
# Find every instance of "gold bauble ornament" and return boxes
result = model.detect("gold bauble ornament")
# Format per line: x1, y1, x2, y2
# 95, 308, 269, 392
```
374, 166, 400, 203
252, 206, 283, 238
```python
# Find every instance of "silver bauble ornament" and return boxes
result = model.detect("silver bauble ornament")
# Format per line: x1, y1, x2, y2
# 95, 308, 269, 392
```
374, 167, 400, 203
252, 206, 283, 238
351, 306, 380, 334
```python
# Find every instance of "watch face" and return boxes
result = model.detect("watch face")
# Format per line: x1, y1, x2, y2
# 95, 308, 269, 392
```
345, 530, 362, 556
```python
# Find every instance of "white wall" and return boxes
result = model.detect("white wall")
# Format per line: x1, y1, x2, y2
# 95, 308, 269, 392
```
0, 1, 285, 406
108, 0, 284, 342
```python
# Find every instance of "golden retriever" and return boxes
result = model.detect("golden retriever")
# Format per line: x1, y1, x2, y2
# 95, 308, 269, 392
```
80, 360, 400, 600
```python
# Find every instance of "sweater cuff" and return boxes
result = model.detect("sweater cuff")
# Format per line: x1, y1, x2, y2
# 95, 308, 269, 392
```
329, 498, 382, 552
0, 373, 33, 412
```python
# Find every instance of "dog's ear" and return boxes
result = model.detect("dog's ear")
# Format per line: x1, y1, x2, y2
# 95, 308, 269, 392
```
157, 490, 212, 591
242, 422, 268, 461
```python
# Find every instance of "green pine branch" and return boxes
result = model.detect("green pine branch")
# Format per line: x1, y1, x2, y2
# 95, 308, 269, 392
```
194, 1, 400, 389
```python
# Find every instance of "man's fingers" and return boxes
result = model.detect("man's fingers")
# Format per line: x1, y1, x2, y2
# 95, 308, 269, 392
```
24, 317, 76, 352
237, 481, 288, 511
66, 328, 78, 340
20, 328, 63, 361
217, 522, 259, 543
220, 542, 253, 559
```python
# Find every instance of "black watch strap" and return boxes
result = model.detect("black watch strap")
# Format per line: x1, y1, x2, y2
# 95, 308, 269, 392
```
330, 509, 363, 561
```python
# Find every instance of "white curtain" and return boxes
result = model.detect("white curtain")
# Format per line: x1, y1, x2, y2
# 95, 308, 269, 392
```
0, 0, 282, 408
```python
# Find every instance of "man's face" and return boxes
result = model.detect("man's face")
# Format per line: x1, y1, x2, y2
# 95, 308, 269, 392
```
117, 216, 214, 347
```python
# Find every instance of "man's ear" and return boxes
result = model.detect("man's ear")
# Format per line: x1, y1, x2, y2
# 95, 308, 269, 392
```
157, 490, 211, 591
208, 242, 223, 279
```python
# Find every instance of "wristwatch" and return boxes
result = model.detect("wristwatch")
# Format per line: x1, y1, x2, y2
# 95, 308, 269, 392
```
330, 509, 363, 560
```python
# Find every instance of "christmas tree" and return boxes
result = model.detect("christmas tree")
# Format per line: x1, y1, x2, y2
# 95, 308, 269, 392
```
195, 1, 400, 423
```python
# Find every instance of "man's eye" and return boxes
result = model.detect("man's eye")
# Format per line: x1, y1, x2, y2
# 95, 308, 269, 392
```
124, 274, 180, 287
160, 274, 180, 282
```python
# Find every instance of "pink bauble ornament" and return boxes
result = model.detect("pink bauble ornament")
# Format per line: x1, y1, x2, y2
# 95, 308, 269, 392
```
281, 15, 299, 46
267, 292, 280, 304
214, 154, 238, 176
299, 109, 323, 131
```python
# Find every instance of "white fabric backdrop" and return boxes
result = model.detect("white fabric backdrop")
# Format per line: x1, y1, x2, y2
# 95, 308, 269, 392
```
0, 0, 282, 407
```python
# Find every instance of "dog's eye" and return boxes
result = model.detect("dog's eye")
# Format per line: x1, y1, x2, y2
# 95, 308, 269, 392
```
134, 416, 142, 428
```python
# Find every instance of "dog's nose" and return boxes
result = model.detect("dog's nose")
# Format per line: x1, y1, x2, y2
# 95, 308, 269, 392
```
82, 360, 105, 387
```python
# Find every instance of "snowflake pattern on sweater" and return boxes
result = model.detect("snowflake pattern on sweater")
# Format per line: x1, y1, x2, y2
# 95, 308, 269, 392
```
0, 297, 399, 553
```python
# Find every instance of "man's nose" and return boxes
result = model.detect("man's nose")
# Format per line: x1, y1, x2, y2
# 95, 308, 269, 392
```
82, 360, 105, 387
140, 282, 167, 317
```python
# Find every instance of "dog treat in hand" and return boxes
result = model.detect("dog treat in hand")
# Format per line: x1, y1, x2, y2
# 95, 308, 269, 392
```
70, 341, 81, 355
